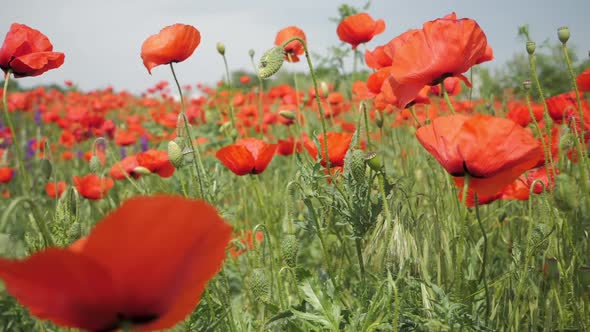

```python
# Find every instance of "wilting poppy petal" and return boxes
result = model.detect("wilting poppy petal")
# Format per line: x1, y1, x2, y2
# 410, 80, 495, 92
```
216, 145, 256, 176
141, 24, 201, 74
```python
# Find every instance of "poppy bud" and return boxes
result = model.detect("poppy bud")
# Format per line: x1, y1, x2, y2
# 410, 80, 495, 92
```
89, 155, 102, 174
280, 234, 299, 268
347, 149, 366, 182
522, 80, 532, 91
167, 140, 184, 168
526, 41, 536, 55
216, 42, 226, 56
557, 26, 570, 44
258, 47, 285, 79
65, 186, 79, 216
375, 111, 384, 128
248, 49, 255, 58
319, 81, 329, 98
133, 166, 152, 175
543, 257, 559, 282
40, 158, 52, 181
365, 151, 382, 172
248, 268, 270, 304
278, 110, 296, 121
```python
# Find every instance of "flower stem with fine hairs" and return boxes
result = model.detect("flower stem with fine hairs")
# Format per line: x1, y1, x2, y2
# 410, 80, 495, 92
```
281, 37, 331, 173
561, 42, 586, 153
2, 70, 31, 190
249, 52, 265, 138
221, 53, 237, 139
169, 63, 207, 199
442, 84, 456, 114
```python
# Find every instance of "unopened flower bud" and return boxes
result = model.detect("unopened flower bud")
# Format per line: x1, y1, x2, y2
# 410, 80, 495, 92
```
258, 47, 285, 79
522, 80, 532, 91
279, 110, 296, 121
347, 149, 366, 182
281, 234, 299, 268
167, 140, 183, 168
89, 155, 102, 174
133, 166, 151, 175
216, 42, 226, 56
526, 41, 536, 55
365, 151, 382, 172
249, 268, 270, 303
248, 49, 255, 58
40, 158, 52, 180
319, 81, 329, 98
557, 26, 570, 44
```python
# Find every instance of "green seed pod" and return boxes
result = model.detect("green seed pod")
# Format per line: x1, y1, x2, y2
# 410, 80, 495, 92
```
133, 166, 151, 175
167, 140, 184, 169
249, 268, 270, 303
248, 49, 255, 58
348, 149, 366, 182
89, 155, 102, 174
258, 47, 285, 79
40, 158, 52, 180
281, 234, 299, 268
557, 26, 570, 44
526, 41, 536, 55
278, 110, 296, 121
365, 151, 382, 172
216, 42, 226, 56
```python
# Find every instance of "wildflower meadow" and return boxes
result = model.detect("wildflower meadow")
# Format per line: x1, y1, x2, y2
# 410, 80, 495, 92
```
0, 2, 589, 331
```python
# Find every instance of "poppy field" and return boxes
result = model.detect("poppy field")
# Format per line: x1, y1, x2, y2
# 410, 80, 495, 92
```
1, 3, 590, 332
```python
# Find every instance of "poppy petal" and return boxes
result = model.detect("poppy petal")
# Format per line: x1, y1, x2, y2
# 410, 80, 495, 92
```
78, 196, 232, 329
10, 52, 65, 77
216, 145, 255, 176
0, 249, 118, 331
253, 143, 277, 174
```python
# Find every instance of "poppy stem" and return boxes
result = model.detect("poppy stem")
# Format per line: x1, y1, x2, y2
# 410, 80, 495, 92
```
457, 174, 470, 293
527, 49, 554, 157
474, 193, 490, 324
2, 70, 31, 191
524, 89, 557, 181
249, 51, 265, 139
361, 101, 372, 148
408, 106, 422, 128
560, 42, 586, 154
281, 37, 331, 174
169, 63, 207, 199
442, 85, 456, 115
220, 53, 238, 140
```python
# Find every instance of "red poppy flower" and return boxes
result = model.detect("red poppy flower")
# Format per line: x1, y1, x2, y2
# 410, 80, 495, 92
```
216, 138, 277, 175
337, 13, 385, 50
109, 156, 141, 180
136, 149, 175, 178
73, 174, 115, 200
387, 15, 490, 109
0, 167, 14, 183
45, 181, 67, 198
576, 68, 590, 93
430, 77, 462, 96
0, 195, 232, 331
0, 23, 65, 78
239, 75, 251, 85
546, 91, 578, 123
416, 114, 542, 196
303, 132, 353, 167
275, 26, 306, 62
365, 45, 391, 69
230, 230, 264, 258
115, 129, 137, 146
277, 137, 303, 156
141, 24, 201, 74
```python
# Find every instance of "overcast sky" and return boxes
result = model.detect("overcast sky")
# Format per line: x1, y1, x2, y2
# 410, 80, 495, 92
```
1, 0, 589, 94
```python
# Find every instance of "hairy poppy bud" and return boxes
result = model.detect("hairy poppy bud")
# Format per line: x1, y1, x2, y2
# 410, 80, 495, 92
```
526, 41, 536, 55
89, 155, 102, 174
216, 42, 226, 56
281, 234, 299, 268
249, 268, 270, 303
557, 26, 570, 44
248, 49, 255, 58
40, 158, 52, 181
347, 149, 366, 182
319, 81, 329, 98
279, 110, 296, 121
167, 140, 183, 168
365, 151, 382, 172
258, 47, 285, 79
133, 166, 152, 175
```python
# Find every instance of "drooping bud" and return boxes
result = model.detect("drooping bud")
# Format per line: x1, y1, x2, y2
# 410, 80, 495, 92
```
278, 110, 296, 121
167, 140, 184, 168
248, 268, 270, 303
248, 49, 255, 58
89, 155, 102, 174
133, 166, 152, 175
522, 80, 532, 91
216, 42, 226, 56
347, 149, 366, 182
280, 234, 299, 268
258, 47, 285, 79
365, 151, 382, 172
526, 41, 536, 55
40, 158, 52, 181
557, 26, 570, 44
